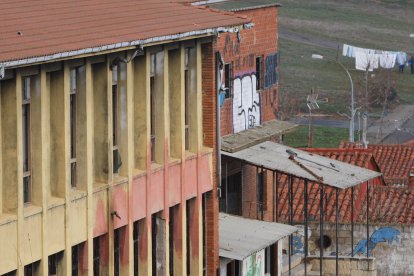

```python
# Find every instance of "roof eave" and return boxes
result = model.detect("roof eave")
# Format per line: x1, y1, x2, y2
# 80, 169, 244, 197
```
0, 23, 249, 72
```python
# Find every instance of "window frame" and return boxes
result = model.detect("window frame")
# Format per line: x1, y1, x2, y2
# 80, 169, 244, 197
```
22, 76, 32, 204
69, 68, 78, 188
150, 54, 156, 163
256, 56, 263, 91
223, 63, 232, 99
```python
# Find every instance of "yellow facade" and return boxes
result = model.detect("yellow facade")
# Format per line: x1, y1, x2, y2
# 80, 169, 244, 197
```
0, 39, 214, 275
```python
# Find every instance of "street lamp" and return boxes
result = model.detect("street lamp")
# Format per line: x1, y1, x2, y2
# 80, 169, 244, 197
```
311, 54, 355, 142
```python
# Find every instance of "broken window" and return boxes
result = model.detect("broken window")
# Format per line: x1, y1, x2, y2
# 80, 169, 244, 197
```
22, 76, 32, 204
224, 63, 232, 98
70, 68, 77, 187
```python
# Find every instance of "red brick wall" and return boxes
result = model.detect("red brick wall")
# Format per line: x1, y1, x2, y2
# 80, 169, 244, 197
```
216, 6, 279, 137
201, 41, 219, 275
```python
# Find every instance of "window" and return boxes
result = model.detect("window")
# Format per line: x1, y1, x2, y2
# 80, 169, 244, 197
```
112, 65, 121, 173
150, 54, 156, 162
256, 56, 263, 90
133, 221, 139, 276
186, 200, 191, 275
114, 228, 121, 276
169, 207, 175, 276
151, 214, 157, 276
257, 171, 264, 219
49, 251, 63, 276
184, 49, 190, 151
24, 261, 39, 276
202, 194, 207, 276
70, 69, 77, 188
22, 77, 32, 204
72, 245, 79, 276
224, 63, 232, 98
93, 237, 100, 276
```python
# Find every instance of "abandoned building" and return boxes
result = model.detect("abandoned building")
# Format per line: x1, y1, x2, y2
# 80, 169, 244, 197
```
0, 0, 252, 275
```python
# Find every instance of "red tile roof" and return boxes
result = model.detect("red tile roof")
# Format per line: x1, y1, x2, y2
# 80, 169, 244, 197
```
339, 142, 414, 186
358, 185, 414, 224
276, 148, 383, 224
0, 0, 249, 64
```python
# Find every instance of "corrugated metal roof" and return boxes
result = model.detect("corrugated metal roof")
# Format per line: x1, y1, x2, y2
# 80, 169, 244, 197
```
219, 213, 297, 260
0, 0, 249, 65
208, 0, 280, 12
221, 120, 298, 153
221, 141, 382, 189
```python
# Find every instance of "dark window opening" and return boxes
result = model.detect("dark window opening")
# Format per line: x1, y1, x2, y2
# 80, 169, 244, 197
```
202, 194, 207, 276
151, 214, 158, 276
133, 221, 139, 276
93, 236, 100, 276
49, 251, 63, 276
257, 171, 264, 219
70, 68, 77, 187
4, 271, 16, 276
72, 245, 79, 276
150, 54, 156, 163
22, 76, 32, 204
184, 48, 190, 151
169, 207, 175, 276
220, 171, 242, 216
224, 63, 232, 98
186, 201, 191, 275
24, 261, 39, 276
256, 56, 263, 90
112, 65, 121, 174
114, 228, 121, 276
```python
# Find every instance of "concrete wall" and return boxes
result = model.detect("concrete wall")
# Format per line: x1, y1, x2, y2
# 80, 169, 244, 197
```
306, 222, 414, 276
0, 39, 216, 275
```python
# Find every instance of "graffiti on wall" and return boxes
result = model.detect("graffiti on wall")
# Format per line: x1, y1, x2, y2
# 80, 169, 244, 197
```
242, 249, 264, 276
264, 53, 278, 89
232, 74, 261, 133
353, 227, 400, 256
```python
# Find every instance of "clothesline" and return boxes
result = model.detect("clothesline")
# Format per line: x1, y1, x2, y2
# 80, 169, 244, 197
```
343, 44, 409, 71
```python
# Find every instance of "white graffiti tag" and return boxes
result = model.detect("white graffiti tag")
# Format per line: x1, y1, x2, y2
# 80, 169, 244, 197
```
232, 74, 261, 133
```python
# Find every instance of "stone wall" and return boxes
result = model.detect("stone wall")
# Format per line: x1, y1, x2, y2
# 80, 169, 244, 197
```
308, 256, 376, 276
304, 222, 414, 276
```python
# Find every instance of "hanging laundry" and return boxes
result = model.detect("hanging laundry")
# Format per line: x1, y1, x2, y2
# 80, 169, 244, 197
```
396, 52, 407, 65
342, 44, 349, 57
355, 50, 378, 71
379, 53, 397, 69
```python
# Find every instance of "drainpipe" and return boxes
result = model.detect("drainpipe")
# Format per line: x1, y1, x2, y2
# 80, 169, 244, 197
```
216, 52, 224, 198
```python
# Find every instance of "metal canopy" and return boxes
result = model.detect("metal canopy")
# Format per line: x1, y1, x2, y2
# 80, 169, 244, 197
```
221, 141, 382, 189
219, 213, 297, 260
221, 120, 297, 153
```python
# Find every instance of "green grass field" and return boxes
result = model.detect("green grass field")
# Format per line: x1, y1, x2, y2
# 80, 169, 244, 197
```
283, 126, 351, 148
277, 0, 414, 118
